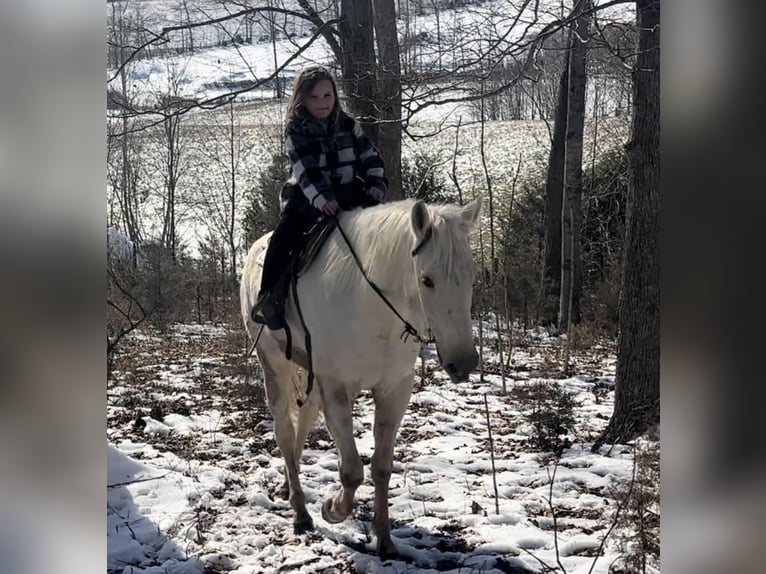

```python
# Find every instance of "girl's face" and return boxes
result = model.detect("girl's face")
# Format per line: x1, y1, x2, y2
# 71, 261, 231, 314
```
303, 79, 335, 120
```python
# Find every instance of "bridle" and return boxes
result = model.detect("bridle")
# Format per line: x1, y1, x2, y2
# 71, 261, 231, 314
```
334, 214, 435, 346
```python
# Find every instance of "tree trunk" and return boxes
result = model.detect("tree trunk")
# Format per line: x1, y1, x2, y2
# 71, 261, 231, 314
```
596, 0, 660, 447
269, 2, 283, 99
540, 49, 569, 326
339, 0, 378, 142
559, 0, 590, 330
161, 114, 180, 263
373, 0, 403, 200
479, 81, 496, 274
227, 102, 238, 290
111, 3, 141, 262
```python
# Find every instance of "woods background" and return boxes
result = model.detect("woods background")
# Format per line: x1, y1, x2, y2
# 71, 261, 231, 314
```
106, 0, 659, 447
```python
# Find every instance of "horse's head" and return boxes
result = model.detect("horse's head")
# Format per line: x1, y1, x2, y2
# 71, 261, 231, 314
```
410, 199, 481, 382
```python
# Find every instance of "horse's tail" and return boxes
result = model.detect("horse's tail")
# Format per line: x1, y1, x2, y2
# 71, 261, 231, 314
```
287, 366, 310, 425
240, 234, 271, 339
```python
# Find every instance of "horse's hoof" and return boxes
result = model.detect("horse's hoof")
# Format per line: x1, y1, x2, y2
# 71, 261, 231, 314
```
321, 498, 346, 524
377, 538, 398, 560
293, 515, 314, 535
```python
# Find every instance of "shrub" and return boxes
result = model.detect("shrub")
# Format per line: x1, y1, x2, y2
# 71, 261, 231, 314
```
242, 153, 286, 248
524, 381, 578, 455
609, 442, 660, 573
581, 146, 628, 328
401, 151, 457, 204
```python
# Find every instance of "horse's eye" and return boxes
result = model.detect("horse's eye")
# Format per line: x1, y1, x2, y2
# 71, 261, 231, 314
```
422, 276, 434, 289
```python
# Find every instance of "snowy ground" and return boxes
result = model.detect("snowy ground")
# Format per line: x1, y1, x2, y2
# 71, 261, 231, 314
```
107, 322, 645, 573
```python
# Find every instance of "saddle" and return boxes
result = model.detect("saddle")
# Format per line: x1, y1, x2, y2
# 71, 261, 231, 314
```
270, 215, 337, 317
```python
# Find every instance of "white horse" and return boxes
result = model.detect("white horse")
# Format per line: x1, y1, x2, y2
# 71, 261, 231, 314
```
240, 198, 481, 557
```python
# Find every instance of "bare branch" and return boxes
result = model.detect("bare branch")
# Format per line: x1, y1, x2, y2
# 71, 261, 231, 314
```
404, 0, 633, 118
107, 5, 329, 84
110, 18, 341, 137
295, 0, 343, 61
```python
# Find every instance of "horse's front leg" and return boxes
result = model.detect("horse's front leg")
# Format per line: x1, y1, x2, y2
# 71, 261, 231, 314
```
371, 372, 415, 558
319, 380, 363, 523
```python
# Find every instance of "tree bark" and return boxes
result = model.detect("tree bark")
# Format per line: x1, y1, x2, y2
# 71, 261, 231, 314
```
373, 0, 403, 200
559, 0, 590, 330
339, 0, 378, 142
596, 0, 660, 447
540, 48, 569, 326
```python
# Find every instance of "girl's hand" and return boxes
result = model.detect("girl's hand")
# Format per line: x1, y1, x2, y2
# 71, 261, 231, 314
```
367, 186, 384, 201
322, 200, 340, 215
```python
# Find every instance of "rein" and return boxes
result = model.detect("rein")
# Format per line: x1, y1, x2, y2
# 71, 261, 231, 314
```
333, 214, 435, 346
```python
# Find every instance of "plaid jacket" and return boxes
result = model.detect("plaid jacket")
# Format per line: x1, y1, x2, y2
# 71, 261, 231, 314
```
280, 110, 388, 211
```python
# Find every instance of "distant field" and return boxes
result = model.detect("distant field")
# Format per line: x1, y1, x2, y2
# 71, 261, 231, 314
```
112, 99, 628, 257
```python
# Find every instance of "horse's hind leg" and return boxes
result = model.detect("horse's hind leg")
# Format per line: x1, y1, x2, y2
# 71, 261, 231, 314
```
370, 373, 415, 558
319, 379, 363, 524
257, 349, 314, 534
278, 382, 320, 501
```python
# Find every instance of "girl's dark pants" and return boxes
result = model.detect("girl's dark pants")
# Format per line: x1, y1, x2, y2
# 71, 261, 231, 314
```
260, 200, 318, 294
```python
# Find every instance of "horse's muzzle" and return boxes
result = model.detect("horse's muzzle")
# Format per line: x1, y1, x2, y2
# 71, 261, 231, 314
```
443, 349, 479, 382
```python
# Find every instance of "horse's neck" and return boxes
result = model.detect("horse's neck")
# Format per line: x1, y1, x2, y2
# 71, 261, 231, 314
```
337, 207, 424, 326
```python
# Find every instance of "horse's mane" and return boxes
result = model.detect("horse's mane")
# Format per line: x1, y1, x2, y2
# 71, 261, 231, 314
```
322, 200, 472, 299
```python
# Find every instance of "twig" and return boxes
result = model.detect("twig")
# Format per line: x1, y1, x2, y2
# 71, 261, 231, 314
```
107, 502, 138, 540
519, 546, 558, 572
107, 471, 172, 489
483, 394, 500, 515
448, 116, 464, 205
546, 462, 567, 573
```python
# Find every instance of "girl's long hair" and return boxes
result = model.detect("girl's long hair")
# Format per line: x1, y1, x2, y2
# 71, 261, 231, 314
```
285, 66, 343, 131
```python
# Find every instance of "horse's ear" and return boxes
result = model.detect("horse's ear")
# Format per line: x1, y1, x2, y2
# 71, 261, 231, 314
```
460, 198, 482, 234
411, 200, 432, 239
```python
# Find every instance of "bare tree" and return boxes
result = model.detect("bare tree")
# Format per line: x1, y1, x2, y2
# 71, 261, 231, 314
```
266, 0, 284, 99
540, 47, 569, 327
108, 1, 146, 258
559, 0, 592, 330
177, 0, 195, 51
296, 0, 343, 61
596, 0, 659, 447
197, 101, 244, 291
478, 78, 506, 392
159, 107, 184, 262
373, 0, 404, 200
338, 0, 377, 137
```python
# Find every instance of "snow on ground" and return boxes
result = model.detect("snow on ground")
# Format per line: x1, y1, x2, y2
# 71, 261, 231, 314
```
108, 322, 642, 573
